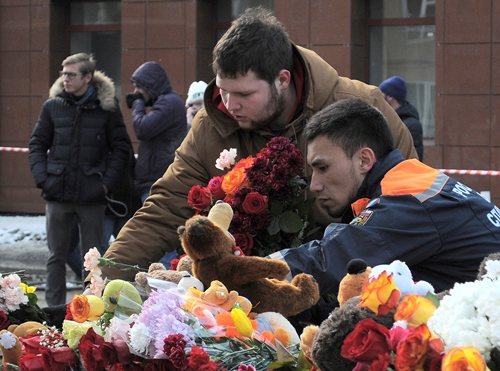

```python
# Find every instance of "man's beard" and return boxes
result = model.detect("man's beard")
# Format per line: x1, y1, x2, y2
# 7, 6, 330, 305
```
248, 88, 287, 131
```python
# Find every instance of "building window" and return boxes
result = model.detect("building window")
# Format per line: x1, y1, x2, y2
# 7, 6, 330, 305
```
215, 0, 274, 41
369, 0, 436, 139
69, 2, 122, 96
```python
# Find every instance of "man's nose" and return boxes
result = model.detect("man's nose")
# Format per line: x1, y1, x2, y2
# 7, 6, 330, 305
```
309, 173, 322, 192
224, 94, 240, 112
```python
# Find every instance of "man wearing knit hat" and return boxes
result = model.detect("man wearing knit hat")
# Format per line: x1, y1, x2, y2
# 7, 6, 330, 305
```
380, 76, 424, 161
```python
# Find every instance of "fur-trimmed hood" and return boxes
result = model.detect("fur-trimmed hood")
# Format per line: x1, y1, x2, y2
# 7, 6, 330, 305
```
49, 70, 117, 111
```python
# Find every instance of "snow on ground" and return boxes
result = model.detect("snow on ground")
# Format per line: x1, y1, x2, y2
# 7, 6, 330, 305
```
0, 215, 47, 245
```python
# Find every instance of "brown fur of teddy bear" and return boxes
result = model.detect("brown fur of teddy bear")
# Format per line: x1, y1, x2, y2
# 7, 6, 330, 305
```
337, 258, 372, 306
311, 297, 395, 371
135, 255, 193, 293
178, 202, 320, 318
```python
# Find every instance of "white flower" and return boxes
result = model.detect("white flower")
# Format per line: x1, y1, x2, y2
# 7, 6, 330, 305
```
215, 148, 237, 170
427, 265, 500, 362
84, 247, 101, 271
0, 273, 29, 313
129, 322, 152, 355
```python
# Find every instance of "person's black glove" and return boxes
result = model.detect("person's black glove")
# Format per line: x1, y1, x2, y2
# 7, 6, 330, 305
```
125, 92, 144, 109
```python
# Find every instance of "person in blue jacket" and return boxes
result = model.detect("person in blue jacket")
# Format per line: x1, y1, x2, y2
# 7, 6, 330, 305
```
125, 62, 187, 204
269, 98, 500, 297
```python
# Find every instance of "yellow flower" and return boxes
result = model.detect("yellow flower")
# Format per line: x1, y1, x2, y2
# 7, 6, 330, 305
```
394, 294, 437, 328
20, 282, 36, 294
68, 294, 105, 323
442, 346, 487, 371
62, 320, 98, 349
358, 271, 401, 315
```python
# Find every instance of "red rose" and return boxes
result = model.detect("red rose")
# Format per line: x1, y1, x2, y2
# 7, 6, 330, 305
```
233, 233, 254, 255
394, 324, 432, 371
0, 310, 11, 330
41, 346, 78, 371
241, 192, 268, 214
18, 353, 44, 371
100, 341, 119, 368
79, 328, 106, 371
208, 176, 226, 201
187, 185, 212, 210
188, 346, 218, 371
20, 334, 43, 355
341, 318, 391, 364
113, 338, 133, 365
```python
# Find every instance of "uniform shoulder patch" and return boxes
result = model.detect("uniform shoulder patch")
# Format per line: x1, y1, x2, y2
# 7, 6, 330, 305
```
350, 209, 374, 226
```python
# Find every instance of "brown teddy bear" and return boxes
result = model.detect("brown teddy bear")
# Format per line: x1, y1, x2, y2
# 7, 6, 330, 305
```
337, 258, 372, 306
178, 201, 320, 318
135, 255, 197, 294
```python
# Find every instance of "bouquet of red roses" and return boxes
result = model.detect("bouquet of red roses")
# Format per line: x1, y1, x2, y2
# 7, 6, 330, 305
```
187, 137, 316, 256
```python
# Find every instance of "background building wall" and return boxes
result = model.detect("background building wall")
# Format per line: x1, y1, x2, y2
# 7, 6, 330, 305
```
0, 0, 498, 214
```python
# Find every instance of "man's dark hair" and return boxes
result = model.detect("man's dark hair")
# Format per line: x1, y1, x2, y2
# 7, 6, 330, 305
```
212, 7, 293, 85
304, 99, 395, 159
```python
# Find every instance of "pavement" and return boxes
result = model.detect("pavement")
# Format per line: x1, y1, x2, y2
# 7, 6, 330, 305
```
0, 214, 83, 307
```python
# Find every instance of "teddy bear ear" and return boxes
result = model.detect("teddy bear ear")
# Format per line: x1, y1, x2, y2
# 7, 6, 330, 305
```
177, 225, 186, 236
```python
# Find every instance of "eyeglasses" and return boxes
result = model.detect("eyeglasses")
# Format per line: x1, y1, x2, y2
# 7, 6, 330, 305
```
59, 71, 84, 79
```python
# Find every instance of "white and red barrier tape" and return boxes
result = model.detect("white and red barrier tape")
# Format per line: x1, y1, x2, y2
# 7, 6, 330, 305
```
0, 146, 29, 153
439, 169, 500, 176
1, 146, 500, 176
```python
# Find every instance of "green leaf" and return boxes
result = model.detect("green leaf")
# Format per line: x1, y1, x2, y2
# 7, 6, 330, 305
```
279, 211, 304, 233
426, 291, 440, 308
269, 199, 284, 215
267, 216, 281, 235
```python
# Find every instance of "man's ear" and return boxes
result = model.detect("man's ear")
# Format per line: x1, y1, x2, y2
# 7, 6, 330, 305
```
358, 147, 376, 174
276, 69, 291, 90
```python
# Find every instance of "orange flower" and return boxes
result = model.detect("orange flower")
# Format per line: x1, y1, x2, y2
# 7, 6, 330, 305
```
394, 294, 437, 328
442, 347, 486, 371
68, 294, 105, 323
358, 271, 401, 315
221, 156, 254, 195
394, 324, 432, 371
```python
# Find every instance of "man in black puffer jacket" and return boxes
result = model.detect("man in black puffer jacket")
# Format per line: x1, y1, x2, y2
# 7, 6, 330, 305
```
28, 53, 131, 306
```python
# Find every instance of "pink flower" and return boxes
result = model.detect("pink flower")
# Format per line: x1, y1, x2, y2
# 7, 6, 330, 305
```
215, 148, 237, 170
84, 247, 101, 271
90, 274, 105, 297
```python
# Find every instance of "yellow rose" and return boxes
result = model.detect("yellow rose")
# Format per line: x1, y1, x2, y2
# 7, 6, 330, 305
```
394, 294, 437, 328
358, 271, 401, 315
442, 346, 487, 371
68, 294, 105, 323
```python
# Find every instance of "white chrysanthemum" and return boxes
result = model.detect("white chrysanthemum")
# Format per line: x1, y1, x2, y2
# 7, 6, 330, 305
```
484, 260, 500, 280
129, 322, 152, 355
428, 273, 500, 362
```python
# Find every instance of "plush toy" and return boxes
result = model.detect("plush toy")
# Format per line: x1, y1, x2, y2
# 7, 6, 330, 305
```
0, 330, 23, 365
7, 321, 48, 339
184, 280, 253, 314
178, 202, 320, 317
337, 259, 372, 306
102, 279, 143, 313
369, 260, 434, 297
337, 259, 435, 305
135, 256, 203, 294
310, 297, 395, 371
